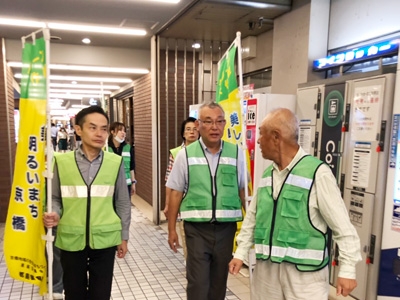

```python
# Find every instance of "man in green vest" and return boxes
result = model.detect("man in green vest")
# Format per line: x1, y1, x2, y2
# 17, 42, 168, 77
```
167, 102, 246, 300
43, 106, 131, 300
229, 108, 361, 300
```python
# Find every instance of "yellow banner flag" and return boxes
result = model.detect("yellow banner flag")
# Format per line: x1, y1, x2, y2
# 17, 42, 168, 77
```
3, 36, 48, 295
216, 45, 243, 145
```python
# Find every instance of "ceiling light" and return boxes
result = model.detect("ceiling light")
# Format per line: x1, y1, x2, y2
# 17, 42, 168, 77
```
9, 62, 148, 74
50, 64, 149, 74
48, 22, 146, 36
148, 0, 181, 3
49, 98, 64, 103
203, 0, 287, 9
50, 83, 120, 89
0, 17, 146, 36
82, 38, 91, 44
50, 93, 104, 99
0, 18, 45, 27
192, 43, 201, 49
14, 73, 133, 83
50, 89, 112, 94
71, 105, 91, 109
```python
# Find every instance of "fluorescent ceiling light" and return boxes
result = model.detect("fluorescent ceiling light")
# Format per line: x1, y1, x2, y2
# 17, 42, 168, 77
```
50, 103, 66, 110
49, 98, 64, 103
51, 75, 132, 83
235, 1, 270, 8
50, 89, 111, 94
50, 83, 120, 89
51, 64, 149, 74
14, 73, 133, 83
48, 22, 146, 36
9, 62, 149, 74
0, 17, 146, 36
204, 0, 286, 9
71, 105, 91, 108
148, 0, 181, 3
0, 18, 45, 27
49, 93, 102, 99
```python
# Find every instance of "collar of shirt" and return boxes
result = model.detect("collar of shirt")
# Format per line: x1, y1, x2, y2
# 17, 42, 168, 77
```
76, 146, 103, 162
272, 146, 307, 174
198, 137, 223, 154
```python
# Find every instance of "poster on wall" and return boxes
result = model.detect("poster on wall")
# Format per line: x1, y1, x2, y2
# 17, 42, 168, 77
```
351, 85, 382, 141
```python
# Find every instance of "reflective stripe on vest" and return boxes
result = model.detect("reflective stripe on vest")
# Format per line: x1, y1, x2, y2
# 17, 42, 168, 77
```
254, 245, 326, 261
254, 155, 328, 271
60, 185, 115, 198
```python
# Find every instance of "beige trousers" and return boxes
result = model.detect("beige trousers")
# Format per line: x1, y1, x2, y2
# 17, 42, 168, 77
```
251, 260, 329, 300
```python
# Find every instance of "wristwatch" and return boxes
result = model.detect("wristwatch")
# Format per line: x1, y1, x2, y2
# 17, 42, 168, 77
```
132, 179, 137, 184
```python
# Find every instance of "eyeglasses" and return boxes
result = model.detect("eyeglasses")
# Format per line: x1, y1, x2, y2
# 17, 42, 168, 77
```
185, 127, 198, 132
198, 119, 226, 127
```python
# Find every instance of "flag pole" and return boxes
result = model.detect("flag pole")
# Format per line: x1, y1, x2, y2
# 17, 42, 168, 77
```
235, 32, 249, 207
43, 27, 54, 300
235, 31, 254, 282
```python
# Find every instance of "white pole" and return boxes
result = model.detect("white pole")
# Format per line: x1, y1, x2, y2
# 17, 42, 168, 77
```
43, 27, 54, 300
235, 31, 254, 282
235, 32, 249, 205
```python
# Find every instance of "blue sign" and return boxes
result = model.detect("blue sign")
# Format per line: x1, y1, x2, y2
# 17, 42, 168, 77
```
313, 39, 400, 71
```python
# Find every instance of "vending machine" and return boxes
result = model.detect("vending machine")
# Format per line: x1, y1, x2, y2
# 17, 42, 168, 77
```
377, 66, 400, 299
297, 81, 348, 288
341, 73, 396, 300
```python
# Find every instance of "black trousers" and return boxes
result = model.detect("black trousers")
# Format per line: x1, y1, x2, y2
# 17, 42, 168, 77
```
184, 221, 237, 300
51, 136, 57, 151
60, 246, 116, 300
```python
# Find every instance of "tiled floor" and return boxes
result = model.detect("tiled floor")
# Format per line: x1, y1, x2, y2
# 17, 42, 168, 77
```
0, 195, 251, 300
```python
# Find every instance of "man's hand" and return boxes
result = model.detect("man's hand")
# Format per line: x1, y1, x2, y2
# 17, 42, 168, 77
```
43, 212, 60, 228
336, 277, 357, 297
168, 230, 180, 253
117, 240, 128, 258
229, 258, 244, 275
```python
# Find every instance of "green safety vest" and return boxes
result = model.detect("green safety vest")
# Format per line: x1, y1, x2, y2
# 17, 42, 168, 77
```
254, 155, 329, 271
55, 151, 123, 251
180, 141, 243, 222
108, 143, 132, 185
170, 146, 182, 160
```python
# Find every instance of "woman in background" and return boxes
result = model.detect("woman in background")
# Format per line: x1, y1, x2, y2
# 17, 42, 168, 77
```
107, 122, 136, 196
57, 127, 68, 153
164, 117, 199, 260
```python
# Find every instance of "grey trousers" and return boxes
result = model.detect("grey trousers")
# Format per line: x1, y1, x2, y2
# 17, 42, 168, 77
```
184, 221, 237, 300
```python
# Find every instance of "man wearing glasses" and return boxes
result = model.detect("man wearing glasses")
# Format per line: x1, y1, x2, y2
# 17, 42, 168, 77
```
167, 101, 246, 300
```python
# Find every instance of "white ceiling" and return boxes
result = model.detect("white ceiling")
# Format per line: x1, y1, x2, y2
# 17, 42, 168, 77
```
0, 0, 292, 117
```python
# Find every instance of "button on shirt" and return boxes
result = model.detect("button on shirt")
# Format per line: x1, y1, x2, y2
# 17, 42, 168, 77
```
234, 147, 361, 279
51, 148, 131, 240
